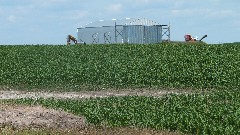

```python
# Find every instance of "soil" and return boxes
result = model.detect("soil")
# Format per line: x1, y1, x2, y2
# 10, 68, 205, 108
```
0, 104, 86, 129
0, 88, 188, 100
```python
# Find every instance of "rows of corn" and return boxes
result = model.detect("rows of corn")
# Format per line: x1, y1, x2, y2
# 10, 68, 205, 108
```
1, 43, 240, 134
0, 43, 239, 90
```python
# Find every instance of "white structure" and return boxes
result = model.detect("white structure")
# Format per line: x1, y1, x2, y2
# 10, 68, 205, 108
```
77, 18, 170, 44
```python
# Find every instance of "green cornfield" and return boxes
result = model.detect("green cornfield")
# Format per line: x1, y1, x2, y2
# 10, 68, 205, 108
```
1, 43, 240, 134
0, 43, 239, 90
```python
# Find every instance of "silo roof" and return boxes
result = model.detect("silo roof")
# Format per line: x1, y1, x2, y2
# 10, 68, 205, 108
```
79, 18, 160, 28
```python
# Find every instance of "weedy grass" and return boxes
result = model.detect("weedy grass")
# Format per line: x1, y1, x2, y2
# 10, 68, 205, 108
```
5, 89, 240, 135
0, 43, 239, 91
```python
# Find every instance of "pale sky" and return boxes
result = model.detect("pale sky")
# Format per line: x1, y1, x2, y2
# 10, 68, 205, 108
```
0, 0, 239, 44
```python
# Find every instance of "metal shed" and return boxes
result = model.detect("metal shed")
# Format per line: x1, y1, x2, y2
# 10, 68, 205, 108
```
77, 18, 170, 44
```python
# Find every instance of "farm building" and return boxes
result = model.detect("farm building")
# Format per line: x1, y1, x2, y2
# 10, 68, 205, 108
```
77, 18, 170, 44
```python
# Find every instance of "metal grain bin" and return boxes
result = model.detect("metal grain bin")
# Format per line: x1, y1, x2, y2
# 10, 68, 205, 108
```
77, 18, 168, 44
122, 25, 162, 44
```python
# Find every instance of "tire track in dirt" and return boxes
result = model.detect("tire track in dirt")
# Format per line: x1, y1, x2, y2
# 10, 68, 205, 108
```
0, 89, 188, 100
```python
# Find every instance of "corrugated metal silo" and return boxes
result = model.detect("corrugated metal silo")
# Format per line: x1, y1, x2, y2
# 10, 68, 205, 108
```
77, 18, 168, 44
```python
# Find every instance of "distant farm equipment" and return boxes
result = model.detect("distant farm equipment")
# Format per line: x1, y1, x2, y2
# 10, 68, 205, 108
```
184, 34, 207, 42
67, 35, 86, 45
67, 35, 78, 45
67, 18, 209, 45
